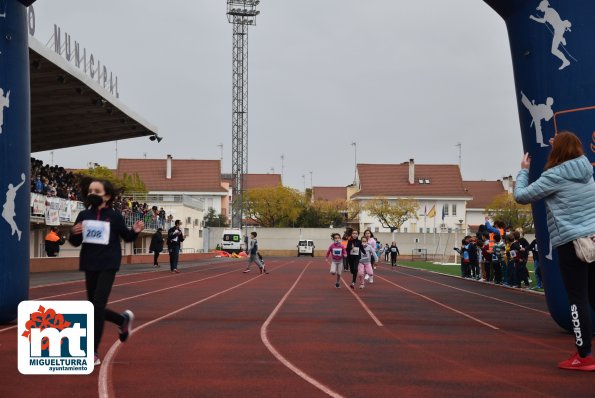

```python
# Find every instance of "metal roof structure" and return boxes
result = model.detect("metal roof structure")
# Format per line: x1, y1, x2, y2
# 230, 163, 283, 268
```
29, 37, 157, 152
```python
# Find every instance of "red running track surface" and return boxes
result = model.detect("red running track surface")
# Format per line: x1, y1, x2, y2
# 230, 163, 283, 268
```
0, 257, 592, 398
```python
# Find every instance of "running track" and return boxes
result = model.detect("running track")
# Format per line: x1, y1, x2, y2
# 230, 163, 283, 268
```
0, 257, 592, 398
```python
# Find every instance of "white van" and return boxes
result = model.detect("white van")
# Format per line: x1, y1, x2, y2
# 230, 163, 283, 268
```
221, 228, 244, 254
297, 239, 315, 257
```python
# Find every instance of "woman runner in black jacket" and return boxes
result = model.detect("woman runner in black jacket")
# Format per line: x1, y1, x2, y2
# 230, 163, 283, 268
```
69, 178, 144, 366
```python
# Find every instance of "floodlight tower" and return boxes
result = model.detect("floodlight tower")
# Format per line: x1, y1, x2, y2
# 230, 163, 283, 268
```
227, 0, 260, 228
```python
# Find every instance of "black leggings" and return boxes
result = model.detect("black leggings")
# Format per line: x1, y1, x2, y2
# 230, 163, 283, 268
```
557, 242, 595, 357
85, 270, 124, 353
349, 256, 359, 284
153, 251, 160, 265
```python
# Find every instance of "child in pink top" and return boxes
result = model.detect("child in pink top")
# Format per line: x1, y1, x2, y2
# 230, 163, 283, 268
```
326, 233, 347, 288
358, 236, 378, 289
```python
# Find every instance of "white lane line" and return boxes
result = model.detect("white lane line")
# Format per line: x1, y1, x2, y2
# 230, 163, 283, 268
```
29, 258, 229, 289
98, 260, 294, 398
261, 262, 345, 398
376, 275, 499, 330
341, 279, 383, 327
34, 261, 241, 301
393, 268, 550, 316
0, 263, 245, 334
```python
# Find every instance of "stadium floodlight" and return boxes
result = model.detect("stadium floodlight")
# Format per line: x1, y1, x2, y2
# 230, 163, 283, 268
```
226, 0, 261, 228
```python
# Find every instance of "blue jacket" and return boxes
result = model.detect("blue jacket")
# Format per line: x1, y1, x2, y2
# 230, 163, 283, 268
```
514, 155, 595, 248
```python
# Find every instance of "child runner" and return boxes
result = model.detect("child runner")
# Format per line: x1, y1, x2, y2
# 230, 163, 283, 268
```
389, 241, 400, 267
69, 178, 143, 366
358, 237, 378, 289
363, 229, 377, 270
326, 233, 347, 288
346, 230, 362, 289
243, 231, 265, 273
384, 243, 390, 262
341, 228, 353, 272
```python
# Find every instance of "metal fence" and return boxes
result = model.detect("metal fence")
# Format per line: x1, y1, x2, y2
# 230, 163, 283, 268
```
123, 213, 174, 231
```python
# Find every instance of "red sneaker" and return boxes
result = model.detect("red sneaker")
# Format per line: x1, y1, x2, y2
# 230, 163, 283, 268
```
558, 352, 595, 371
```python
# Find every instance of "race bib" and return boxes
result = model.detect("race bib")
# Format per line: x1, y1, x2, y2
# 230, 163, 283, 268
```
332, 248, 342, 256
391, 248, 397, 253
510, 250, 517, 258
350, 247, 360, 256
82, 220, 110, 245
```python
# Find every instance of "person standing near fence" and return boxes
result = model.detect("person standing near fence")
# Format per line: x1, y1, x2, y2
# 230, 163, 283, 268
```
390, 241, 400, 267
167, 220, 184, 274
44, 226, 65, 257
68, 178, 143, 366
514, 132, 595, 371
150, 228, 164, 268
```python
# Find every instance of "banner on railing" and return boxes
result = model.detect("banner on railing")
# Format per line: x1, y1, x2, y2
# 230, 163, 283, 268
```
31, 193, 46, 216
45, 198, 61, 226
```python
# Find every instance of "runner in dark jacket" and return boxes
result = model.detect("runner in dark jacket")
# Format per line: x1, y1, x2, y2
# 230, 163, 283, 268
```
149, 228, 164, 267
69, 178, 144, 366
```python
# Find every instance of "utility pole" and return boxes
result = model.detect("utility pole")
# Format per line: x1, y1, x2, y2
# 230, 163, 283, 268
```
456, 142, 462, 170
227, 1, 261, 228
351, 141, 357, 185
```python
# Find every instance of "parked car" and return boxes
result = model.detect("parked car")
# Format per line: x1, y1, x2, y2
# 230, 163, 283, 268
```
297, 239, 315, 257
221, 228, 245, 254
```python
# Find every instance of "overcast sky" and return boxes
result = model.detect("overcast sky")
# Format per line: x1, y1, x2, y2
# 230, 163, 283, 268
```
31, 0, 521, 191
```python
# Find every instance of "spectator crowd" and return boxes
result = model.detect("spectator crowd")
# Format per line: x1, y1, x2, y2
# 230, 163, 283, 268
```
30, 158, 172, 230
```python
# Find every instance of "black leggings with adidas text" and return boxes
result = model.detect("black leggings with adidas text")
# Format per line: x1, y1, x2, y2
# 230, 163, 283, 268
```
557, 242, 595, 357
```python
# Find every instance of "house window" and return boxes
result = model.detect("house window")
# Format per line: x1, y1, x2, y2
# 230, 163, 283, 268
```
419, 227, 424, 233
434, 228, 437, 233
452, 204, 457, 216
404, 228, 408, 233
374, 227, 379, 233
447, 228, 452, 233
199, 230, 203, 238
426, 228, 431, 233
207, 198, 214, 209
443, 204, 449, 216
184, 228, 190, 237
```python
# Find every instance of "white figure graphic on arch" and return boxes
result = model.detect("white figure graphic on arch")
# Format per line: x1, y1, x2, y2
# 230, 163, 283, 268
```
0, 88, 10, 134
529, 0, 573, 70
520, 91, 554, 148
2, 173, 25, 241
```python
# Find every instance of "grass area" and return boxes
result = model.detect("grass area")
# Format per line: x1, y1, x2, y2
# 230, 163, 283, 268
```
395, 260, 544, 292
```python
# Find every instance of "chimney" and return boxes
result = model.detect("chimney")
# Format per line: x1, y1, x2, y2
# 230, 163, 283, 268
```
502, 175, 514, 193
408, 159, 415, 185
166, 154, 172, 179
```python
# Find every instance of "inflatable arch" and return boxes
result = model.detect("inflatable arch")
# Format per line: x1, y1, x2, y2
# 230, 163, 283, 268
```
1, 0, 594, 331
484, 0, 595, 332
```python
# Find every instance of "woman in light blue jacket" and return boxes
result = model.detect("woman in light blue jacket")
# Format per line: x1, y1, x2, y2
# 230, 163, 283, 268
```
514, 131, 595, 372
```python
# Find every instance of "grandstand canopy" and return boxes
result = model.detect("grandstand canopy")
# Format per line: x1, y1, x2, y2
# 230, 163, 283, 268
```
29, 37, 157, 152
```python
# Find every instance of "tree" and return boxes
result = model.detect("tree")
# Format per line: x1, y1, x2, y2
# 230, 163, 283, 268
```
203, 208, 229, 227
297, 199, 345, 228
75, 166, 147, 194
486, 193, 534, 232
245, 186, 304, 227
365, 197, 419, 232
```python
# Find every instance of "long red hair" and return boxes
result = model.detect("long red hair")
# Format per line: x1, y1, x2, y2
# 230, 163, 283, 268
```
544, 131, 584, 171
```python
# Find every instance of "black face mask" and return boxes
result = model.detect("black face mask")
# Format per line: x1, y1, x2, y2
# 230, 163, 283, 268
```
88, 194, 103, 209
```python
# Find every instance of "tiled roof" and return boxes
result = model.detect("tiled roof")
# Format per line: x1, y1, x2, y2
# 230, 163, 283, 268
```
117, 158, 227, 193
352, 163, 470, 198
221, 174, 282, 190
312, 187, 347, 201
463, 180, 506, 209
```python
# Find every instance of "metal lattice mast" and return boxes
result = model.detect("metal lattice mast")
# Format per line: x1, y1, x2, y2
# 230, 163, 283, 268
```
227, 1, 260, 228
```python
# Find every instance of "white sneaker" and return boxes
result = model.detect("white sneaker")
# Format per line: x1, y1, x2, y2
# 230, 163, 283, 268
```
94, 353, 101, 366
359, 284, 365, 289
369, 276, 374, 284
364, 274, 370, 281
